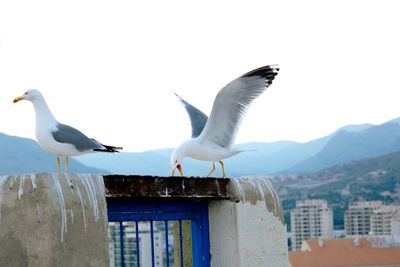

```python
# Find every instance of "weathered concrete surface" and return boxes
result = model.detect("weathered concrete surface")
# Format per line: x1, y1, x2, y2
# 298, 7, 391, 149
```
209, 177, 289, 267
104, 175, 230, 199
0, 173, 109, 267
227, 176, 284, 222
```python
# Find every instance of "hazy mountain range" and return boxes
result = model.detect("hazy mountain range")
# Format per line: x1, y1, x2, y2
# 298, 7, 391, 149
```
0, 133, 106, 175
77, 118, 400, 177
0, 117, 399, 177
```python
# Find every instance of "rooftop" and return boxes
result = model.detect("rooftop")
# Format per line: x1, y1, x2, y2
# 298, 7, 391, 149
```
373, 205, 400, 214
348, 201, 384, 208
289, 238, 400, 267
295, 199, 328, 208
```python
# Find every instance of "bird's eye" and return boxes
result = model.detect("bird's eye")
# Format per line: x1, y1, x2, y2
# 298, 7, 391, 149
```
175, 160, 178, 164
24, 91, 28, 95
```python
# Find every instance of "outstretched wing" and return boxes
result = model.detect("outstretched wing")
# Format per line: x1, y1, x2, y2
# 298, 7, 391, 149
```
174, 92, 208, 138
198, 65, 279, 148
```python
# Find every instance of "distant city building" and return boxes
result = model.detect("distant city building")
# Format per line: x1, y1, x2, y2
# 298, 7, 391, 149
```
344, 201, 383, 236
392, 210, 400, 235
289, 238, 400, 267
290, 199, 333, 251
371, 205, 400, 235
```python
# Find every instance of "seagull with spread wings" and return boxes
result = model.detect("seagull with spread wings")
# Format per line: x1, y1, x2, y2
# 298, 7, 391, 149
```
170, 65, 279, 177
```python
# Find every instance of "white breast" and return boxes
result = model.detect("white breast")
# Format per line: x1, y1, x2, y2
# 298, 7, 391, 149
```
185, 138, 236, 162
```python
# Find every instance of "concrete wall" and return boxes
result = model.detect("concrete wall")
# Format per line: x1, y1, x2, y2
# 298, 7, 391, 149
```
0, 174, 288, 266
0, 173, 109, 267
208, 177, 289, 267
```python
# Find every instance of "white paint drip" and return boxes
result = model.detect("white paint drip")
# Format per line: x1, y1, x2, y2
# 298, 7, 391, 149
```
0, 173, 107, 242
76, 186, 87, 230
64, 174, 74, 191
215, 180, 221, 195
264, 178, 279, 215
36, 201, 41, 222
0, 176, 10, 222
250, 179, 265, 200
88, 174, 100, 222
80, 174, 100, 222
18, 175, 25, 200
29, 173, 37, 191
9, 176, 15, 190
94, 174, 108, 230
51, 173, 67, 242
230, 178, 245, 202
70, 209, 75, 223
235, 176, 281, 218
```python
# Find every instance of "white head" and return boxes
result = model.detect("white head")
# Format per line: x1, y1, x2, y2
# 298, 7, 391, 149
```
13, 89, 44, 103
170, 146, 185, 176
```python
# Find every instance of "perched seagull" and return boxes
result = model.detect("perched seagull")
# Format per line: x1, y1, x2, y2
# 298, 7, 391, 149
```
13, 89, 122, 176
170, 65, 279, 177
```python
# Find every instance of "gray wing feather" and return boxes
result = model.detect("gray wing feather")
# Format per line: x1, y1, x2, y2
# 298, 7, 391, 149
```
52, 123, 102, 151
174, 93, 208, 138
199, 65, 279, 148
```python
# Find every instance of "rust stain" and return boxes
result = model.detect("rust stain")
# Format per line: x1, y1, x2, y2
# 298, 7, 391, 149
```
103, 175, 230, 199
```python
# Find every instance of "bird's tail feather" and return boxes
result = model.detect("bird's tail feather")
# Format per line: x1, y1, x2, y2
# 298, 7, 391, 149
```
235, 148, 258, 154
241, 149, 258, 152
94, 144, 123, 153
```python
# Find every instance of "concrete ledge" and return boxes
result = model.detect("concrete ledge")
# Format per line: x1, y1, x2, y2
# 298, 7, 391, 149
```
0, 173, 109, 267
104, 175, 230, 199
0, 174, 288, 267
209, 177, 289, 267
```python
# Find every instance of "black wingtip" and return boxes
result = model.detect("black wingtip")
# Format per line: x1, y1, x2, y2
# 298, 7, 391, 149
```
94, 145, 123, 153
173, 91, 183, 101
242, 65, 279, 86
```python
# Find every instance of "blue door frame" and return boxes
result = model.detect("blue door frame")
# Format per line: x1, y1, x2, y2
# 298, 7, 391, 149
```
107, 198, 211, 267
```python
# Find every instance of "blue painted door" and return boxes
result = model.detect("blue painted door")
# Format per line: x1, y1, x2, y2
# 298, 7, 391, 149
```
107, 198, 211, 267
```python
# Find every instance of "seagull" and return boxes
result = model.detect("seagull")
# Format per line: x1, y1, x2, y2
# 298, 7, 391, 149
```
13, 89, 122, 176
170, 65, 279, 177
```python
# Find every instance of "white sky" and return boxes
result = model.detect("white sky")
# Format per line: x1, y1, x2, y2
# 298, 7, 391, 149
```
1, 0, 399, 152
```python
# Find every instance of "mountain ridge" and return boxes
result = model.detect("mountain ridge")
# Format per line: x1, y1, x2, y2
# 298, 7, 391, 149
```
286, 121, 400, 174
0, 117, 399, 177
274, 149, 400, 228
0, 133, 108, 175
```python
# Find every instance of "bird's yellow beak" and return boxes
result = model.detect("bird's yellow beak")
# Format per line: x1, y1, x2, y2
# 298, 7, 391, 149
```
13, 96, 24, 103
172, 164, 183, 176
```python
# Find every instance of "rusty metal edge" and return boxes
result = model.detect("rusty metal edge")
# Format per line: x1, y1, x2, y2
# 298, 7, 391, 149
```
103, 175, 231, 200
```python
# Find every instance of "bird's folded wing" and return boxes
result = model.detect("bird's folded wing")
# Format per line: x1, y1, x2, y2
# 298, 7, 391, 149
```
174, 92, 208, 138
52, 123, 102, 151
198, 65, 279, 148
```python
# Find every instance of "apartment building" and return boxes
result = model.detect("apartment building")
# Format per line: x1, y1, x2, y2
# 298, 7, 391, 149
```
344, 201, 383, 236
290, 199, 333, 251
108, 221, 167, 267
370, 205, 400, 235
